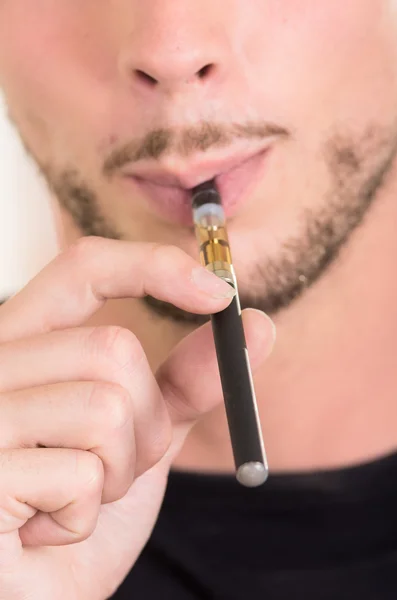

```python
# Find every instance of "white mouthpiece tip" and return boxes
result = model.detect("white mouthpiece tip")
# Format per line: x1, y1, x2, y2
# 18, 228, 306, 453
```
236, 462, 268, 487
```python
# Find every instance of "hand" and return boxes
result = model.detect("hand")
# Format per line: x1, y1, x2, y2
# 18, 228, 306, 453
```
0, 237, 275, 600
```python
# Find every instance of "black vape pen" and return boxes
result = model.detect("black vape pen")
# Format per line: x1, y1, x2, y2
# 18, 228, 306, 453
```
191, 181, 268, 487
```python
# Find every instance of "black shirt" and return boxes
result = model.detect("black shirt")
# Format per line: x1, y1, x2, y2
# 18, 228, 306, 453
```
111, 451, 397, 599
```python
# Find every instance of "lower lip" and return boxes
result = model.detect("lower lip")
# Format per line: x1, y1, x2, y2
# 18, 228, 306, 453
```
123, 150, 270, 226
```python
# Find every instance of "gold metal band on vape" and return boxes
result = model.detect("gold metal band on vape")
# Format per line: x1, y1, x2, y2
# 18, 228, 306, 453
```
194, 214, 235, 286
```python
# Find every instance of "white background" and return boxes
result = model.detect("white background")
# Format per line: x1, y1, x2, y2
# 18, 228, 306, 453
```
0, 93, 58, 301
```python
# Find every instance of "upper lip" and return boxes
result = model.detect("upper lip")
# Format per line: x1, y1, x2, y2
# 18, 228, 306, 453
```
122, 139, 277, 190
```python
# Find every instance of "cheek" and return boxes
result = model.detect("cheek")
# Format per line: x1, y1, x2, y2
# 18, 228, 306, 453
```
0, 5, 116, 163
245, 2, 397, 131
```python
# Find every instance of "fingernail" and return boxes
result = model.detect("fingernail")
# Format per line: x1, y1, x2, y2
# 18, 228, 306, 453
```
191, 267, 236, 299
242, 309, 277, 365
248, 309, 277, 343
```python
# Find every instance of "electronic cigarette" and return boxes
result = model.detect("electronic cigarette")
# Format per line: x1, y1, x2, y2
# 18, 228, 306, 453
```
191, 180, 268, 487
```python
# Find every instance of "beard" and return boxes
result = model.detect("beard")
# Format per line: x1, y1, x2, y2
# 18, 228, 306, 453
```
17, 122, 397, 324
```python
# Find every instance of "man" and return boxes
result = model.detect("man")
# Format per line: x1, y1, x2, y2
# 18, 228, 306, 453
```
0, 2, 396, 598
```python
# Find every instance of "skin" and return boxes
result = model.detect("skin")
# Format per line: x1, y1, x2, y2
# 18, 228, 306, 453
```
0, 1, 397, 598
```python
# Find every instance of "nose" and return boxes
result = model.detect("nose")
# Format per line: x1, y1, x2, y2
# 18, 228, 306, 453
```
118, 2, 229, 94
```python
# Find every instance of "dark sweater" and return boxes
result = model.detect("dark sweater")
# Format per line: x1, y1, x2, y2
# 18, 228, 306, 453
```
111, 451, 397, 599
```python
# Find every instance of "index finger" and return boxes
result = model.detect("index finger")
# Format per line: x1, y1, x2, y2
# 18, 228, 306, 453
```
0, 236, 234, 343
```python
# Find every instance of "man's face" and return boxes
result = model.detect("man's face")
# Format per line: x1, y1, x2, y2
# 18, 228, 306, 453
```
1, 1, 397, 320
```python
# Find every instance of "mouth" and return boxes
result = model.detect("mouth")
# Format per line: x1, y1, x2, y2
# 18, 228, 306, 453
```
121, 144, 273, 226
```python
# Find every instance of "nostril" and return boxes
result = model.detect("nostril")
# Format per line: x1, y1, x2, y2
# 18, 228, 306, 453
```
131, 63, 216, 87
135, 69, 158, 86
197, 64, 214, 79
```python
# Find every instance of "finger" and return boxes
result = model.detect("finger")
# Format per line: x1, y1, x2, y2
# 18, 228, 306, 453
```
0, 448, 104, 547
0, 326, 172, 481
0, 237, 235, 343
0, 381, 138, 503
0, 310, 272, 425
157, 308, 275, 423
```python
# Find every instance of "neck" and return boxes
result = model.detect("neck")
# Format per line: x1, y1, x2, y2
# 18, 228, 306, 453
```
59, 166, 397, 475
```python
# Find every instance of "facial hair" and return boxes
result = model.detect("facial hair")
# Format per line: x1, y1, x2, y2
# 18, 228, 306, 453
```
18, 122, 397, 324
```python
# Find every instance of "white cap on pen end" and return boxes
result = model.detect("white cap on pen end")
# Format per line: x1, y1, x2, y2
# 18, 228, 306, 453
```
236, 462, 269, 487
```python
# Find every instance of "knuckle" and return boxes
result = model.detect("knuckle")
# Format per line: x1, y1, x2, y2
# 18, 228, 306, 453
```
88, 381, 132, 433
86, 325, 144, 369
71, 521, 96, 543
67, 512, 98, 543
65, 235, 103, 266
149, 243, 186, 269
74, 450, 104, 495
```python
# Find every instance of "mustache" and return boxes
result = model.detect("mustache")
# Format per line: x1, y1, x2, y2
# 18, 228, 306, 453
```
103, 120, 289, 176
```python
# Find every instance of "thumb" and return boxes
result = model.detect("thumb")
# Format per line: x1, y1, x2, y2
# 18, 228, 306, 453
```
157, 308, 276, 424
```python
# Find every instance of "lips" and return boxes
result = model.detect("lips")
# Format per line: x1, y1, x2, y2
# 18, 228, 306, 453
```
121, 147, 271, 226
